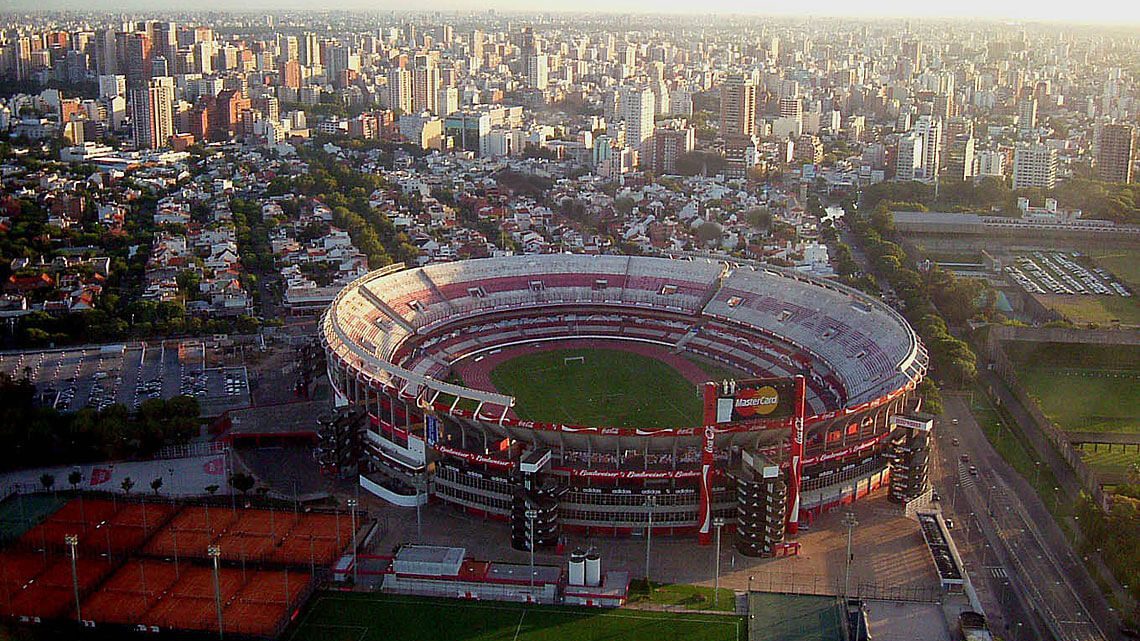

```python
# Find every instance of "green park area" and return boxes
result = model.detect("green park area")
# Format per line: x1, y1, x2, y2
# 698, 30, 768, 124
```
1005, 342, 1140, 435
287, 593, 744, 641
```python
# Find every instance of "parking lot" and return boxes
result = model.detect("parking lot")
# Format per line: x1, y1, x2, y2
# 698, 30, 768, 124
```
1005, 251, 1132, 297
0, 341, 251, 417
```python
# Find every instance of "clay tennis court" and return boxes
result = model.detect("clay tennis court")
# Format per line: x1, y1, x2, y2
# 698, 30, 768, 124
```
0, 550, 115, 620
145, 506, 354, 566
17, 498, 177, 557
1, 495, 354, 636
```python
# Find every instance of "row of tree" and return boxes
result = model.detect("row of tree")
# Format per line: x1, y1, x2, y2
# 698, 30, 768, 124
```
0, 372, 201, 472
846, 203, 986, 394
1076, 487, 1140, 613
283, 148, 422, 268
862, 177, 1140, 225
31, 471, 263, 498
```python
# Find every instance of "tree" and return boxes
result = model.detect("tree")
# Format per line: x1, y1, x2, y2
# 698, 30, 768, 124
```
205, 484, 220, 495
121, 476, 134, 494
744, 207, 773, 231
614, 197, 636, 216
68, 470, 82, 490
150, 477, 164, 495
40, 473, 55, 492
229, 472, 255, 495
696, 222, 724, 246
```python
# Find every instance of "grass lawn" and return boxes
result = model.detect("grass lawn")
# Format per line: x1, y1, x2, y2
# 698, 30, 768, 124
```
1004, 343, 1140, 435
488, 348, 702, 428
1037, 294, 1140, 327
1076, 445, 1140, 481
1091, 249, 1140, 289
627, 580, 736, 612
1018, 369, 1140, 433
287, 593, 744, 641
970, 387, 1071, 519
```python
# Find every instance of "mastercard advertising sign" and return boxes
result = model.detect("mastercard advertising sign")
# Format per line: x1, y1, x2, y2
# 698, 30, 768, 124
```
714, 378, 795, 423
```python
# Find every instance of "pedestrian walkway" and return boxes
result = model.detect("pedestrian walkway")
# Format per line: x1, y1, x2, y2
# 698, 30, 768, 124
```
0, 452, 231, 499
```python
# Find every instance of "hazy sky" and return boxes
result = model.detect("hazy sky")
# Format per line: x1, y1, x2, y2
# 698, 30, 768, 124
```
9, 0, 1140, 25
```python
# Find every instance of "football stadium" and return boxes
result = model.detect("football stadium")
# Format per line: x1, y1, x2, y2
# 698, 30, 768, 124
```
321, 255, 930, 555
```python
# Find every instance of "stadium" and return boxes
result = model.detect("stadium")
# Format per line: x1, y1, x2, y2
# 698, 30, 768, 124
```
320, 254, 930, 555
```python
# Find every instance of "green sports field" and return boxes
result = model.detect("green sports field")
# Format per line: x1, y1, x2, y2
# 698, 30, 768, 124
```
1075, 445, 1140, 483
488, 348, 703, 429
287, 593, 745, 641
1005, 342, 1140, 435
0, 493, 67, 543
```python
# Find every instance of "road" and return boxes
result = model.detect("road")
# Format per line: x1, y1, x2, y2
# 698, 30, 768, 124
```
934, 394, 1115, 641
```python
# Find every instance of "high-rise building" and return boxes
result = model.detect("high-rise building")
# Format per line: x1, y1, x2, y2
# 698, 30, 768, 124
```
279, 59, 301, 89
721, 74, 757, 179
944, 135, 976, 181
436, 86, 459, 117
793, 134, 824, 166
1012, 144, 1058, 190
125, 32, 152, 87
98, 74, 126, 99
526, 53, 548, 90
131, 77, 174, 149
1017, 97, 1038, 134
94, 29, 118, 76
1097, 123, 1135, 183
895, 133, 923, 181
914, 115, 942, 180
387, 66, 413, 114
720, 75, 757, 138
901, 39, 921, 76
151, 21, 177, 67
413, 55, 441, 114
300, 33, 320, 67
976, 149, 1005, 178
211, 89, 250, 141
646, 121, 695, 174
470, 30, 484, 71
617, 86, 655, 153
777, 96, 802, 120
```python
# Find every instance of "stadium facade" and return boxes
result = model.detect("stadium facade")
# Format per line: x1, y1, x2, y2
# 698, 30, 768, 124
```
320, 255, 930, 555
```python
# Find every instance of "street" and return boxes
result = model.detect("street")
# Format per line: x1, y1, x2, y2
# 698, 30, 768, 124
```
933, 394, 1115, 641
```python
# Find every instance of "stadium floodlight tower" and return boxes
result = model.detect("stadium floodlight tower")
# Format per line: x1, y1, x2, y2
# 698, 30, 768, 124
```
347, 498, 358, 585
525, 508, 538, 590
65, 534, 80, 624
208, 544, 223, 640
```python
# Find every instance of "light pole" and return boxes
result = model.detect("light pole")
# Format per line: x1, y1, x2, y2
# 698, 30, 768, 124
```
644, 495, 657, 591
525, 508, 538, 591
713, 517, 726, 607
414, 477, 424, 540
208, 545, 223, 640
65, 534, 80, 624
842, 512, 858, 599
1033, 462, 1041, 489
347, 498, 358, 586
96, 520, 110, 558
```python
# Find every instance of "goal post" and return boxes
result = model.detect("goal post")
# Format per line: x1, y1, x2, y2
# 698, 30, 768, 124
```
563, 356, 585, 366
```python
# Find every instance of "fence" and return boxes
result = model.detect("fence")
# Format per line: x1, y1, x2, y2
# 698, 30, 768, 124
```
746, 570, 942, 603
984, 331, 1110, 511
153, 441, 229, 461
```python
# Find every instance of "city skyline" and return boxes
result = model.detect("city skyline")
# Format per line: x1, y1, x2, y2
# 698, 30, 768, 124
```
2, 3, 1140, 26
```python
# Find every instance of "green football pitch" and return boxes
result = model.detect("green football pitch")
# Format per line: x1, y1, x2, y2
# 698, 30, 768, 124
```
486, 348, 703, 429
286, 593, 745, 641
